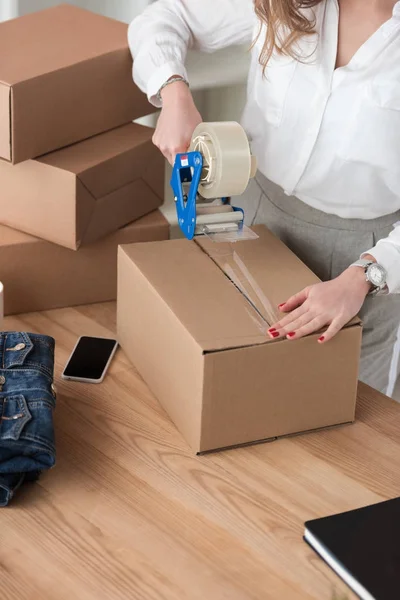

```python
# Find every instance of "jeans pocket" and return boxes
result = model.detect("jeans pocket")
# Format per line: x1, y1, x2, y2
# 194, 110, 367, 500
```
0, 395, 32, 441
0, 394, 56, 474
23, 398, 56, 456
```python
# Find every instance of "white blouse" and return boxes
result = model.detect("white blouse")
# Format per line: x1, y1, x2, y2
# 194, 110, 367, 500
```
129, 0, 400, 293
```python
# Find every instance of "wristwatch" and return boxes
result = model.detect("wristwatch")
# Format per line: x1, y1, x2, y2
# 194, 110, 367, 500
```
349, 259, 388, 296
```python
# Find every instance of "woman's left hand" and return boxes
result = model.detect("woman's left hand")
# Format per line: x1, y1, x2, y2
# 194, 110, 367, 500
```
268, 265, 372, 343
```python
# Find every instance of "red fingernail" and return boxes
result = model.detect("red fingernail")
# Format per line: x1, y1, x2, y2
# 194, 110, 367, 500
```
318, 336, 325, 343
278, 303, 285, 309
271, 332, 280, 338
287, 332, 296, 338
268, 328, 276, 333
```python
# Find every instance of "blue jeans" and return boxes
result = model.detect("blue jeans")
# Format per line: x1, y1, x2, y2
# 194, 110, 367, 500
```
0, 332, 56, 506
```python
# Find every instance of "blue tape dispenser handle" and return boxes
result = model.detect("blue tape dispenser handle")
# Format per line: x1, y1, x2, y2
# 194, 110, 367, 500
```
171, 151, 203, 241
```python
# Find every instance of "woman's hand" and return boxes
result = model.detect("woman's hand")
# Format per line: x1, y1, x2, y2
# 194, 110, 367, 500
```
268, 265, 372, 343
153, 80, 202, 165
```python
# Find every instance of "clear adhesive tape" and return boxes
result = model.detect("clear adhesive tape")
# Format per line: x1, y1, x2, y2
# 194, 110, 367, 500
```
189, 122, 255, 199
196, 205, 233, 215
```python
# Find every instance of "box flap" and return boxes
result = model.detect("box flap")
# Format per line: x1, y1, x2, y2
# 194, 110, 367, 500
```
123, 209, 168, 235
75, 179, 97, 249
37, 124, 161, 200
0, 4, 129, 86
79, 178, 163, 246
120, 240, 270, 352
0, 158, 78, 249
196, 226, 361, 328
0, 84, 10, 161
200, 326, 360, 452
195, 226, 319, 324
0, 223, 35, 247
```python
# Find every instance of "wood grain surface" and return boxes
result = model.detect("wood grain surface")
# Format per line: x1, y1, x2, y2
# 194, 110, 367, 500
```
1, 301, 399, 600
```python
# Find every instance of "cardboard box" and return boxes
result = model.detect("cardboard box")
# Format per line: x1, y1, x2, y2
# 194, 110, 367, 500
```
117, 226, 362, 454
0, 123, 164, 250
1, 211, 168, 316
0, 4, 151, 164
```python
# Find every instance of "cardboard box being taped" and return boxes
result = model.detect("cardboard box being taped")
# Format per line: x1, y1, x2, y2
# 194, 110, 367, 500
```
0, 123, 164, 250
0, 4, 152, 164
1, 211, 168, 316
117, 225, 362, 454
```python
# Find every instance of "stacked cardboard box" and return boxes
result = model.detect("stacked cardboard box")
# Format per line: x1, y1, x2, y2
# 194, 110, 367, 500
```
0, 211, 168, 315
0, 4, 169, 315
0, 4, 150, 163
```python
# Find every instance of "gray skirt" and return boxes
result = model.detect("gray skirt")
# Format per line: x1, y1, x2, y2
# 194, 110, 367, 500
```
234, 172, 400, 395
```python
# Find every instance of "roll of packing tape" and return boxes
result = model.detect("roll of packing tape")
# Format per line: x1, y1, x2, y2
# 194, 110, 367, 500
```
190, 122, 256, 200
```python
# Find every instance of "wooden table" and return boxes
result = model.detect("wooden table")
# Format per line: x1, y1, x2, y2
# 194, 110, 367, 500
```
1, 302, 399, 600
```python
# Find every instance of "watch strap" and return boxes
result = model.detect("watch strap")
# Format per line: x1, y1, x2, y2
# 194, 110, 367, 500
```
349, 260, 388, 296
157, 76, 189, 103
349, 259, 373, 270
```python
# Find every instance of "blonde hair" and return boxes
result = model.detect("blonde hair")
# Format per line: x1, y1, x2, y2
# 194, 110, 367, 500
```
254, 0, 323, 70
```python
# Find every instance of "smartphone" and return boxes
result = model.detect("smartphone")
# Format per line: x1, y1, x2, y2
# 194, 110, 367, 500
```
62, 336, 118, 384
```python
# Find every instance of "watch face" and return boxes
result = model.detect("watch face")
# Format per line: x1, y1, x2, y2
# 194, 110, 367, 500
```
368, 264, 387, 287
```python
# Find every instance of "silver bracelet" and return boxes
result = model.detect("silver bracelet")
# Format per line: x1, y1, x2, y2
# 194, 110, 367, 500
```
157, 76, 189, 103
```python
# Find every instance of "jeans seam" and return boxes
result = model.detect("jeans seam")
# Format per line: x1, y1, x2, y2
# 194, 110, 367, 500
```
2, 335, 6, 370
2, 363, 53, 377
23, 363, 53, 378
0, 368, 53, 382
27, 334, 54, 346
0, 396, 4, 427
0, 392, 54, 403
27, 400, 55, 409
20, 434, 55, 454
28, 339, 54, 348
0, 436, 55, 455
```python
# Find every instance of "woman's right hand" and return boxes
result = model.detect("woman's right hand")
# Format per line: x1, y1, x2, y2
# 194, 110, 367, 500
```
153, 80, 202, 165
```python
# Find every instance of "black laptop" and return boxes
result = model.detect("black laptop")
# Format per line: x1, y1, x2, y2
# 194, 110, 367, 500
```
304, 497, 400, 600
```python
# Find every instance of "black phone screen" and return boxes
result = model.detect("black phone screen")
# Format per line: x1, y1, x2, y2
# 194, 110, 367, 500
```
63, 337, 117, 380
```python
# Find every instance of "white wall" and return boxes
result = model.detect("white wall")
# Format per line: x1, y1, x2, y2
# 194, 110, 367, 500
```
0, 0, 18, 20
0, 1, 153, 23
16, 0, 151, 22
